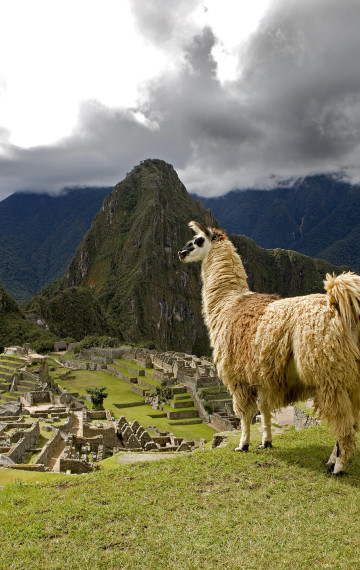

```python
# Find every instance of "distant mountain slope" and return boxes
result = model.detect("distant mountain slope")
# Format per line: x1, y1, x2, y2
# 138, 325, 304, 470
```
193, 175, 360, 272
30, 160, 347, 354
0, 187, 111, 303
231, 234, 348, 298
0, 280, 55, 351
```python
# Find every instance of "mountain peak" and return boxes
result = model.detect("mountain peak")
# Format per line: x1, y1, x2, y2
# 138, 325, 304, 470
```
61, 159, 215, 352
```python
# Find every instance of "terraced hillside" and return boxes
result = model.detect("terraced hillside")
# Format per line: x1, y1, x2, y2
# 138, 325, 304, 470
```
0, 355, 43, 405
55, 352, 215, 443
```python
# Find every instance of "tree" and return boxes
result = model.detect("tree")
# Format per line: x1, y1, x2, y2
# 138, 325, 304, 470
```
86, 387, 108, 410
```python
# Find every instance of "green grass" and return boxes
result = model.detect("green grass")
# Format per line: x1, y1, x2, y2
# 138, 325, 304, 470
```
114, 358, 154, 375
2, 425, 360, 568
0, 470, 64, 487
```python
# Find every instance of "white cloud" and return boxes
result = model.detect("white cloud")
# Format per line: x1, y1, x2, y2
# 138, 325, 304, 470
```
1, 0, 360, 199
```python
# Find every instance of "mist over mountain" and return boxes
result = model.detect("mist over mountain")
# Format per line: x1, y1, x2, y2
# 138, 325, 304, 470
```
193, 175, 360, 272
28, 160, 348, 354
0, 187, 111, 303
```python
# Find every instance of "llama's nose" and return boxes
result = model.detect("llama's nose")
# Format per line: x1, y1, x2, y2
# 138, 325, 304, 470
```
178, 250, 188, 259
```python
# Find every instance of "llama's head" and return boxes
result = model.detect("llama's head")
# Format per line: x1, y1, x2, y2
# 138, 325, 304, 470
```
178, 221, 213, 263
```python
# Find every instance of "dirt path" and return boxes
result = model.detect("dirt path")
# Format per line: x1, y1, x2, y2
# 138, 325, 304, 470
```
272, 406, 295, 433
116, 452, 185, 464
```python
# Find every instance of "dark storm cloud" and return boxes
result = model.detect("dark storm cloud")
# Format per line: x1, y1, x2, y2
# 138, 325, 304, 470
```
1, 0, 360, 199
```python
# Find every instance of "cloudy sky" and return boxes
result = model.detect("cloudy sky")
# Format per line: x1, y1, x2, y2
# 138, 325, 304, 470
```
1, 0, 360, 200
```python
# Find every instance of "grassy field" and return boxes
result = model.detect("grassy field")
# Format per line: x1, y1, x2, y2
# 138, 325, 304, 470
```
54, 368, 215, 442
1, 424, 360, 569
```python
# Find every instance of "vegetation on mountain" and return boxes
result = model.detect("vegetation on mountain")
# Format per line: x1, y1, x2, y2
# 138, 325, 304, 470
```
232, 234, 349, 297
73, 335, 121, 352
27, 161, 348, 355
29, 286, 120, 341
0, 186, 111, 303
194, 175, 360, 272
56, 159, 217, 354
0, 280, 56, 351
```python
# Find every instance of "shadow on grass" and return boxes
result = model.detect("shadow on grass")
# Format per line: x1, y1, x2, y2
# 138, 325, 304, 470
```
271, 439, 360, 488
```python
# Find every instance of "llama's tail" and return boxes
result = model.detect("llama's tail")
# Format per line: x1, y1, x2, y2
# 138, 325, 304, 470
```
324, 271, 360, 329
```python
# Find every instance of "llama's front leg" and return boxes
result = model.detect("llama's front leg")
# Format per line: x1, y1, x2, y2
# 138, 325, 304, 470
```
234, 410, 252, 452
326, 442, 338, 471
258, 399, 273, 449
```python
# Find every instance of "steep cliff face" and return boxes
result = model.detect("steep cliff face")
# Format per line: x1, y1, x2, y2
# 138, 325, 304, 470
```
62, 159, 216, 353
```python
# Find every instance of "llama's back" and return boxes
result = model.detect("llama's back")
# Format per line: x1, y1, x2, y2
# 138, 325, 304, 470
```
255, 292, 360, 404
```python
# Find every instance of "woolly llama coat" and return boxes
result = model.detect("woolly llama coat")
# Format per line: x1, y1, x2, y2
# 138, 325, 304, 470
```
179, 221, 360, 474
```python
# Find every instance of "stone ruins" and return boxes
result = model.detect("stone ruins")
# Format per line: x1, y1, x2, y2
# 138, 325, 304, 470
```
1, 345, 233, 474
0, 345, 315, 474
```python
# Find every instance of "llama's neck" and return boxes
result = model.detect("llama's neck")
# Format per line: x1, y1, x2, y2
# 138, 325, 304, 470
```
201, 237, 249, 326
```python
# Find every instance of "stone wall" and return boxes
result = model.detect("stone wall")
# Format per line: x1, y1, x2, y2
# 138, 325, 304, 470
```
35, 428, 63, 465
80, 347, 127, 360
87, 410, 107, 420
22, 391, 52, 406
58, 358, 95, 371
59, 458, 93, 474
82, 424, 120, 448
7, 421, 40, 463
62, 411, 77, 433
182, 383, 210, 423
294, 406, 319, 430
106, 365, 137, 384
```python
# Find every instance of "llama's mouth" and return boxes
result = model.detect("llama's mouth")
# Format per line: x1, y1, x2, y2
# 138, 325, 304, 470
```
178, 250, 190, 261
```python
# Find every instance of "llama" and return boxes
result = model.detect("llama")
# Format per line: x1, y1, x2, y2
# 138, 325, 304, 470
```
179, 221, 360, 474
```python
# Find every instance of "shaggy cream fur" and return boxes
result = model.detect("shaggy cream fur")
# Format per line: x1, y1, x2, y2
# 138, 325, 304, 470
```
179, 221, 360, 474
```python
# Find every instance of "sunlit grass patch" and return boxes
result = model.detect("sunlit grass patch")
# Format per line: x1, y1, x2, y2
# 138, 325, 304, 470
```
1, 425, 360, 568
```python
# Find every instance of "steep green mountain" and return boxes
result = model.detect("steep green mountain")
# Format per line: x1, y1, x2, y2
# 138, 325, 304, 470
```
0, 280, 56, 351
193, 175, 360, 272
58, 159, 216, 354
0, 186, 111, 303
232, 235, 348, 298
30, 284, 119, 340
30, 160, 347, 354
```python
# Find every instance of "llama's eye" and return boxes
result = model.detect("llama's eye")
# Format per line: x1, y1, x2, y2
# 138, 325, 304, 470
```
194, 237, 205, 247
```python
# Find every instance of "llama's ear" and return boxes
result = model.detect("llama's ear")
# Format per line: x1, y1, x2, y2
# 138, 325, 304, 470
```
188, 221, 213, 238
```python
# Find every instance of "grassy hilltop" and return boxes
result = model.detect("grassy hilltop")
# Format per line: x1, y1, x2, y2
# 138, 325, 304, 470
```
2, 425, 360, 569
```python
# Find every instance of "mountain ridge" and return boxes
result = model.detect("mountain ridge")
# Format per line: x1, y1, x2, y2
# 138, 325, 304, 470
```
192, 175, 360, 272
29, 160, 349, 354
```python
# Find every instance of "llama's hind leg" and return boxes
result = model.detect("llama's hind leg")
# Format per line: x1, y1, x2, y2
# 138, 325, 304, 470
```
234, 409, 252, 452
332, 433, 356, 475
258, 398, 273, 449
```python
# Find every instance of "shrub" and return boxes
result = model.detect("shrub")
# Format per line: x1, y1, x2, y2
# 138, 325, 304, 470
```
86, 387, 108, 410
